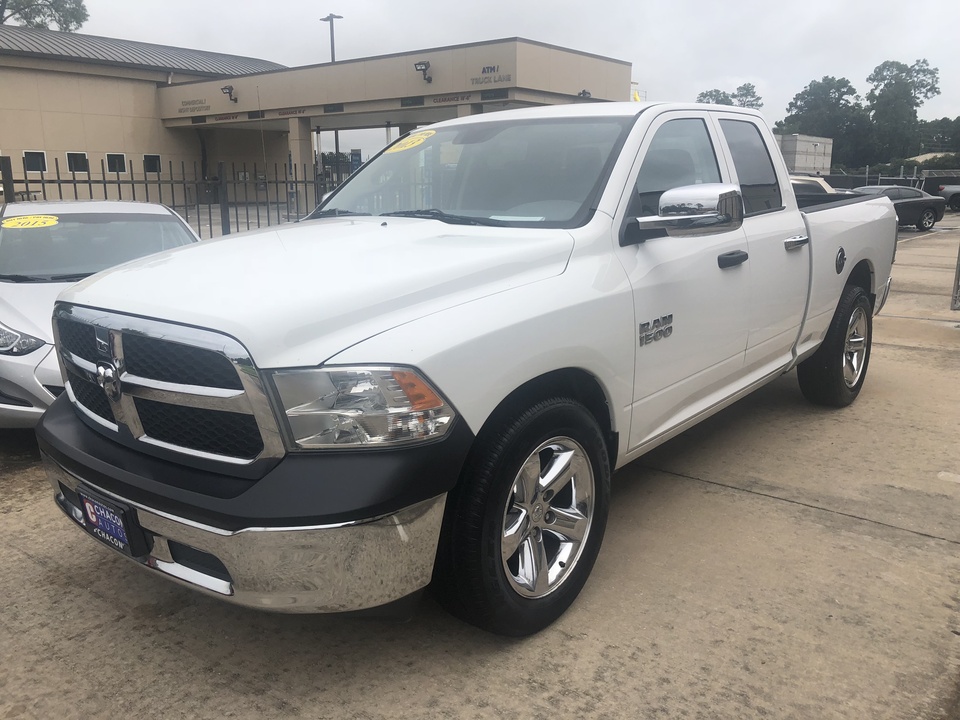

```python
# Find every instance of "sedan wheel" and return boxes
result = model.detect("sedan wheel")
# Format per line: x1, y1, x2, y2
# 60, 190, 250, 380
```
917, 208, 936, 230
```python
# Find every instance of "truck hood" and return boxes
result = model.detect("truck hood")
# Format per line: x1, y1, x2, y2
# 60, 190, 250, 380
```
60, 217, 575, 368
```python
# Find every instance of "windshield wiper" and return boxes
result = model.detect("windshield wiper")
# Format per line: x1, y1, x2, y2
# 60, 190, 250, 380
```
308, 208, 372, 218
380, 209, 507, 226
47, 273, 94, 282
0, 274, 49, 283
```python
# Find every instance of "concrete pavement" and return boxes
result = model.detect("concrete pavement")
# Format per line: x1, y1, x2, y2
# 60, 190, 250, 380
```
1, 217, 959, 719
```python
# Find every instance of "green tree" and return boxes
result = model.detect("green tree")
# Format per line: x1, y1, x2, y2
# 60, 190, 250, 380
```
0, 0, 87, 30
696, 84, 763, 109
731, 83, 763, 109
866, 59, 940, 160
918, 117, 960, 154
696, 89, 733, 106
776, 76, 875, 168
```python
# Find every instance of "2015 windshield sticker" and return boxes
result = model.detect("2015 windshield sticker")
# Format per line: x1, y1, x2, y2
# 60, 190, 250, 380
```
385, 130, 436, 153
1, 215, 59, 229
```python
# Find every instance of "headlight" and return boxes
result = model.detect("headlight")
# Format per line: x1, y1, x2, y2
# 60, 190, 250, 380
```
271, 366, 456, 449
0, 322, 45, 356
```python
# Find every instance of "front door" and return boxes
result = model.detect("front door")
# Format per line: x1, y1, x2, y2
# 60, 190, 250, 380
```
615, 112, 751, 452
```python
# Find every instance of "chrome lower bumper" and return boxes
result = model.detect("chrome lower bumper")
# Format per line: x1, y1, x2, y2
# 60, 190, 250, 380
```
44, 453, 446, 613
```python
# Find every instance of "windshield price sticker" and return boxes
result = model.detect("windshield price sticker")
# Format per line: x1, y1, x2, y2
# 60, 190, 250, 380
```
385, 130, 436, 153
1, 215, 59, 229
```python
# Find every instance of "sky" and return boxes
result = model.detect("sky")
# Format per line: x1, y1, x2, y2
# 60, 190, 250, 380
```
79, 0, 958, 156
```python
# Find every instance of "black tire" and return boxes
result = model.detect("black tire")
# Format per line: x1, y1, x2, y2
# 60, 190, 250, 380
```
949, 196, 960, 213
797, 285, 873, 407
916, 208, 937, 231
433, 397, 610, 636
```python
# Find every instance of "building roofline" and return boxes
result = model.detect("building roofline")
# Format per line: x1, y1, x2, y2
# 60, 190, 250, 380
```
0, 24, 285, 76
166, 37, 631, 87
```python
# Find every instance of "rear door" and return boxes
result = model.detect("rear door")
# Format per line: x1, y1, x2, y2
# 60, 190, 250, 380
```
714, 114, 810, 378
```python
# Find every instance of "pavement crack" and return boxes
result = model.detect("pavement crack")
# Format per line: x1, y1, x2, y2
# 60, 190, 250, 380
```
648, 466, 960, 547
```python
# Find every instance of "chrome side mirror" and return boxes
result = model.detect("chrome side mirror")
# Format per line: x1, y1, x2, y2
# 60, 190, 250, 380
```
621, 183, 744, 245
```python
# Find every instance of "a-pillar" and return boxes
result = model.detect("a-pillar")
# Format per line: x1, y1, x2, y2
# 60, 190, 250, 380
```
287, 117, 314, 213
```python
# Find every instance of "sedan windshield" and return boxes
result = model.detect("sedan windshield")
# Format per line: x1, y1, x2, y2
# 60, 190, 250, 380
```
308, 117, 635, 229
0, 213, 195, 282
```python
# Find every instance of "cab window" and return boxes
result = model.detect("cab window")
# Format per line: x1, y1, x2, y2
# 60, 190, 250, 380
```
629, 118, 721, 217
719, 119, 782, 215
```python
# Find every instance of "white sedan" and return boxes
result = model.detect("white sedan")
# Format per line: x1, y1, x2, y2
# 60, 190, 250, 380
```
0, 201, 198, 427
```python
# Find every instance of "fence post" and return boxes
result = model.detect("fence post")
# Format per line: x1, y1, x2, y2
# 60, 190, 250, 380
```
952, 240, 960, 312
218, 162, 230, 236
0, 156, 16, 203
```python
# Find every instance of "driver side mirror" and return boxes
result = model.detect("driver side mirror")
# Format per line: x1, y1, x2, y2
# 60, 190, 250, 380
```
620, 183, 744, 246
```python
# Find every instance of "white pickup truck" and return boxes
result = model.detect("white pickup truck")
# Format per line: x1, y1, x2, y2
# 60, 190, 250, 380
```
38, 103, 897, 636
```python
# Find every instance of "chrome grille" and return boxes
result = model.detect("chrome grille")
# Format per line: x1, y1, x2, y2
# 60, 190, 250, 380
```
54, 303, 283, 466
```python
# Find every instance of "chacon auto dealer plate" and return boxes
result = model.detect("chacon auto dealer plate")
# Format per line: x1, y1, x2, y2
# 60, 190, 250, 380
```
77, 488, 138, 557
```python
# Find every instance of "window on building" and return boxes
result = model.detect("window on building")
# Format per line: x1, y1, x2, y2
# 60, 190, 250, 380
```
106, 154, 127, 174
143, 154, 162, 174
719, 119, 783, 216
67, 152, 89, 174
23, 151, 47, 173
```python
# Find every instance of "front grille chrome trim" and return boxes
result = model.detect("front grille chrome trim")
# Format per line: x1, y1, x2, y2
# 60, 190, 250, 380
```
53, 303, 284, 466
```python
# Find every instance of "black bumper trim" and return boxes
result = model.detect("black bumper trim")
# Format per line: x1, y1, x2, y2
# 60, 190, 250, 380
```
38, 394, 474, 530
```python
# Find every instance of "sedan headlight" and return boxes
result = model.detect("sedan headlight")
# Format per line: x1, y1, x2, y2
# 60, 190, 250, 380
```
0, 322, 45, 356
271, 366, 456, 449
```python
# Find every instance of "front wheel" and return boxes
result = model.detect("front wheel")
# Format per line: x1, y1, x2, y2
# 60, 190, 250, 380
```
433, 398, 610, 636
797, 285, 873, 407
917, 208, 937, 230
949, 196, 960, 212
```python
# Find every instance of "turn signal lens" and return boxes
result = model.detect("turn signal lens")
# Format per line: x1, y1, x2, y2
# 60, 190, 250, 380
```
271, 366, 455, 449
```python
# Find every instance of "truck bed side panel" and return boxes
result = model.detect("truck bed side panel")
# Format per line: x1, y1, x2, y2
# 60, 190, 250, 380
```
798, 196, 897, 359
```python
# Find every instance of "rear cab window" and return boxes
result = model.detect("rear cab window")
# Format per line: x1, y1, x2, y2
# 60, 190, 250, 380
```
718, 119, 783, 216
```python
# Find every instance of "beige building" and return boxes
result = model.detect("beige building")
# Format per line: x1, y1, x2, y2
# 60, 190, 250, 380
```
0, 25, 632, 206
775, 133, 834, 175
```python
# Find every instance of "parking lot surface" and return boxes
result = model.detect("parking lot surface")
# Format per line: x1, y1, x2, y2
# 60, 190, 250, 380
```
2, 218, 959, 719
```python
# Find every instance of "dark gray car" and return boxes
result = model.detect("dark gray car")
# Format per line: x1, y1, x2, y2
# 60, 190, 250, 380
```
854, 185, 946, 230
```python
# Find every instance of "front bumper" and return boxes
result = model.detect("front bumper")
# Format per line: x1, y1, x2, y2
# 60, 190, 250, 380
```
0, 345, 62, 428
45, 452, 447, 612
37, 392, 474, 613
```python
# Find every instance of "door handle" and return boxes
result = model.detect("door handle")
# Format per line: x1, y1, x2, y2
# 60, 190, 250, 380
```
784, 235, 809, 251
718, 250, 749, 269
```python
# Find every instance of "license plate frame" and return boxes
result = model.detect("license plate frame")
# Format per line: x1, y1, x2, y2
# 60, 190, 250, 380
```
76, 487, 146, 557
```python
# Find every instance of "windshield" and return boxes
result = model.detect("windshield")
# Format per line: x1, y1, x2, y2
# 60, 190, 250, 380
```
0, 212, 195, 282
308, 117, 635, 228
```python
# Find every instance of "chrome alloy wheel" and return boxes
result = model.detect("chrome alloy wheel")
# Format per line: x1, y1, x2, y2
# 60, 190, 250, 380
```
843, 305, 869, 388
500, 436, 594, 599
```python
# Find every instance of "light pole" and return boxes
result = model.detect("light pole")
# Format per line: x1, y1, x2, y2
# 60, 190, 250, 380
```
320, 13, 343, 187
320, 13, 342, 62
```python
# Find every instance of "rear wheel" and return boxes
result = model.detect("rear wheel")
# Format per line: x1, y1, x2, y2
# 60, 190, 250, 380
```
917, 208, 937, 230
433, 397, 610, 636
797, 285, 873, 407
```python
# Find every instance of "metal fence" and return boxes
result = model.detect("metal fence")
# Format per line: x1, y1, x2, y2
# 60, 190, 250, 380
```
0, 157, 326, 239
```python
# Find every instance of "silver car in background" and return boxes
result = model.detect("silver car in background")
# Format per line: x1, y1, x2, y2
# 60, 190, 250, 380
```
0, 201, 198, 427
